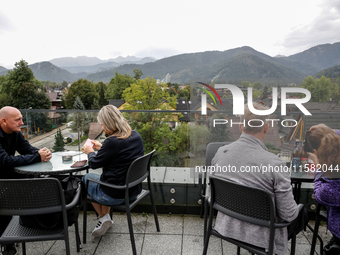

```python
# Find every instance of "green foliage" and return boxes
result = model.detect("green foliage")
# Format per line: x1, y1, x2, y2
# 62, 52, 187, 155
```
190, 124, 210, 157
168, 87, 177, 97
70, 96, 91, 137
53, 129, 65, 152
44, 119, 53, 132
123, 77, 177, 110
122, 77, 178, 155
91, 98, 101, 109
314, 65, 340, 79
252, 90, 263, 99
95, 82, 108, 107
133, 69, 143, 80
1, 60, 51, 109
65, 79, 98, 109
242, 81, 251, 87
332, 77, 340, 101
178, 85, 190, 100
262, 85, 269, 99
252, 81, 263, 90
301, 76, 332, 102
105, 72, 135, 100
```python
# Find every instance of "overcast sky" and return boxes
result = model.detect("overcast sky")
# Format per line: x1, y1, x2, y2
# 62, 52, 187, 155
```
1, 0, 340, 68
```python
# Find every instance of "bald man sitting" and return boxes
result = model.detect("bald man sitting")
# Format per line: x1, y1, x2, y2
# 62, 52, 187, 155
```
0, 106, 53, 255
0, 106, 52, 179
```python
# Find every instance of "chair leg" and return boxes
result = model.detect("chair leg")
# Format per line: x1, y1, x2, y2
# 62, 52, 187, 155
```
310, 204, 322, 255
202, 213, 213, 255
237, 246, 240, 255
126, 209, 137, 255
203, 198, 208, 244
22, 242, 26, 255
75, 220, 81, 252
200, 197, 204, 218
83, 200, 87, 244
290, 233, 296, 255
149, 192, 160, 232
65, 234, 71, 255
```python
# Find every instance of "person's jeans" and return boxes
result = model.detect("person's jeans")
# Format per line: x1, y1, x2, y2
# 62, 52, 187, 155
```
82, 173, 137, 206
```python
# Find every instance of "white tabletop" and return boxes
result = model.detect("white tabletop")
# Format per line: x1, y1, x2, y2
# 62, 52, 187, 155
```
14, 151, 89, 176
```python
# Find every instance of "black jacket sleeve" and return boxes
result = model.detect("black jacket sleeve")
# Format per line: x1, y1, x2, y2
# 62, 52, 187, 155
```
0, 132, 41, 169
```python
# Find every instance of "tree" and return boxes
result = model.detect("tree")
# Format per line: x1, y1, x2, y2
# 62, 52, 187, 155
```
252, 81, 263, 90
133, 69, 143, 80
178, 85, 190, 100
2, 60, 51, 109
105, 72, 135, 100
262, 85, 269, 99
122, 77, 177, 153
65, 79, 98, 109
52, 129, 65, 152
301, 76, 332, 102
242, 81, 251, 87
252, 90, 262, 99
95, 82, 108, 107
70, 96, 90, 138
332, 77, 340, 101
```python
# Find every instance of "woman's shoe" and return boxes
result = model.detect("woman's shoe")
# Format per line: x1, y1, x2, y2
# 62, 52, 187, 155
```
324, 237, 340, 255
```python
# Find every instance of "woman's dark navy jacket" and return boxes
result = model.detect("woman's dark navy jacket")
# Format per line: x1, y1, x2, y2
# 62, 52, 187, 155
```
87, 130, 145, 199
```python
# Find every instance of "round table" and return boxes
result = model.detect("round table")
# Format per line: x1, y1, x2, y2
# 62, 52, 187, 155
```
14, 151, 89, 176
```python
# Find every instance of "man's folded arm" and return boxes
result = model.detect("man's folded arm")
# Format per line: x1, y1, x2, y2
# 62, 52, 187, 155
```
0, 146, 41, 168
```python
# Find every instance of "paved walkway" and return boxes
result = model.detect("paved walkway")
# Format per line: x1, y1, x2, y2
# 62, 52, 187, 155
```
28, 125, 67, 144
17, 213, 329, 255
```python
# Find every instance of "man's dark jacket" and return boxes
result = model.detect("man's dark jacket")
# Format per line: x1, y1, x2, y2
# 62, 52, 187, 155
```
0, 126, 41, 179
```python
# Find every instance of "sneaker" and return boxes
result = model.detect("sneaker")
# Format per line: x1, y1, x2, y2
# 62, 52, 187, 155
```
325, 237, 336, 251
1, 244, 18, 255
324, 237, 340, 255
92, 218, 113, 237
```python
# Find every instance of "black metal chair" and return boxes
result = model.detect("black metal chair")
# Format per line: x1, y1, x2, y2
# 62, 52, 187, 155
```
203, 175, 299, 255
83, 150, 159, 255
310, 203, 328, 255
0, 178, 81, 255
198, 142, 229, 218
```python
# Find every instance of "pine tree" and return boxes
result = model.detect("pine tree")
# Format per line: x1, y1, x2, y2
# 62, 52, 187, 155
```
72, 96, 89, 137
53, 129, 65, 152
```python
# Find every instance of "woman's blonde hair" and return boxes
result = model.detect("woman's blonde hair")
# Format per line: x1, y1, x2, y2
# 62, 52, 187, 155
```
317, 132, 340, 177
309, 126, 334, 151
97, 105, 131, 139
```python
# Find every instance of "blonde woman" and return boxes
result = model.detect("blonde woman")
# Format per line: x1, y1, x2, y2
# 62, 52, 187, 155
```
82, 105, 144, 237
308, 127, 340, 254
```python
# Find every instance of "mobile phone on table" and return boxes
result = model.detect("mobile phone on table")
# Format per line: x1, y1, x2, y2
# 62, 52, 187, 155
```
304, 131, 313, 152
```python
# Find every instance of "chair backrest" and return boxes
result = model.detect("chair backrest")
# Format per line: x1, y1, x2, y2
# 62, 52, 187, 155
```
209, 175, 274, 227
205, 142, 229, 167
0, 178, 65, 216
126, 150, 155, 188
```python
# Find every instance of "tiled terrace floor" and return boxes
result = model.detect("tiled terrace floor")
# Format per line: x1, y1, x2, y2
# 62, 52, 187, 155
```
17, 212, 330, 255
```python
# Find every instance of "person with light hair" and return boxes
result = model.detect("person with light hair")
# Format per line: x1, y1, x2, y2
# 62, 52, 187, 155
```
82, 105, 144, 237
308, 126, 340, 254
212, 102, 307, 255
0, 106, 52, 255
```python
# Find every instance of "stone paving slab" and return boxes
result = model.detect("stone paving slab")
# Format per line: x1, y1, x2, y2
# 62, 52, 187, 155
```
13, 211, 325, 255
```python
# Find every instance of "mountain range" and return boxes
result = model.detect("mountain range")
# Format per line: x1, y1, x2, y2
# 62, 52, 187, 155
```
1, 42, 340, 84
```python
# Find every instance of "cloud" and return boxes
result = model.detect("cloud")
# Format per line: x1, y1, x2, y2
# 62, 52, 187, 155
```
280, 0, 340, 55
135, 47, 184, 59
0, 10, 15, 33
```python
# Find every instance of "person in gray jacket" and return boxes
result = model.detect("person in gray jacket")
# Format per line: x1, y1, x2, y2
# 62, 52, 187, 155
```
212, 102, 306, 255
